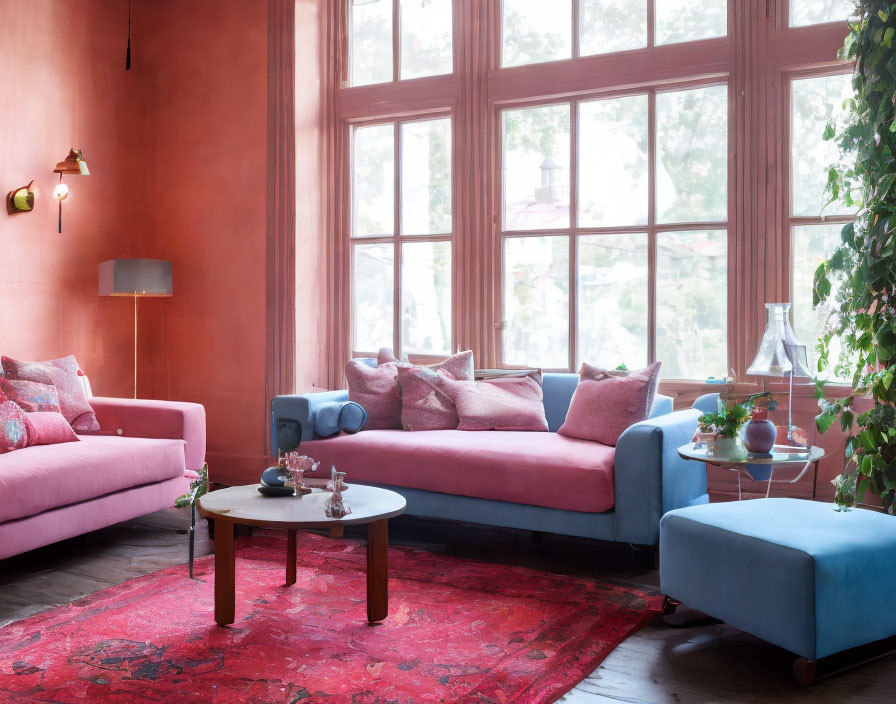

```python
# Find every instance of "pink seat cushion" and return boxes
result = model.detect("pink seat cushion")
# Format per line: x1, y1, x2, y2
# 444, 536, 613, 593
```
302, 430, 615, 513
2, 355, 100, 431
0, 400, 29, 453
558, 361, 662, 446
0, 435, 186, 523
444, 376, 548, 431
24, 412, 80, 446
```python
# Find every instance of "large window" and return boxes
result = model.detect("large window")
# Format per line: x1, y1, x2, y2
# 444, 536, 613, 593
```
351, 116, 453, 356
501, 0, 727, 67
500, 84, 728, 378
349, 0, 453, 86
789, 71, 855, 379
335, 0, 854, 385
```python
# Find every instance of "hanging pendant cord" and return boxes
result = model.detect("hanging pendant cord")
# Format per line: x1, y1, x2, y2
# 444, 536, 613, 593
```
126, 0, 132, 70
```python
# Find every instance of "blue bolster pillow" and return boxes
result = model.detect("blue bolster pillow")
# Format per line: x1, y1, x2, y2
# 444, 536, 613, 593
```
314, 401, 368, 438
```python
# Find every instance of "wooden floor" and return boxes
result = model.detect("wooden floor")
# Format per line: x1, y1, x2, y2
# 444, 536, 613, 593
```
2, 509, 894, 703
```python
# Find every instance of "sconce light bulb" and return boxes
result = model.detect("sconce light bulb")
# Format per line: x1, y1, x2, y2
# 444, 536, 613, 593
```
53, 183, 70, 201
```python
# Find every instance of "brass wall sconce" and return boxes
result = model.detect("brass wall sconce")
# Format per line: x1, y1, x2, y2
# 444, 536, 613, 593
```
6, 180, 35, 215
53, 148, 89, 233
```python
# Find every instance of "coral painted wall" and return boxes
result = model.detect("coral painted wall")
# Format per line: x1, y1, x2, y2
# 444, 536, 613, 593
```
135, 0, 272, 483
0, 0, 142, 397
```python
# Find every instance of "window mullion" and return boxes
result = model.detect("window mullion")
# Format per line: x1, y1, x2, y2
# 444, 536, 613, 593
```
569, 101, 579, 372
647, 0, 655, 48
571, 0, 580, 59
393, 0, 400, 83
647, 90, 657, 365
394, 121, 402, 355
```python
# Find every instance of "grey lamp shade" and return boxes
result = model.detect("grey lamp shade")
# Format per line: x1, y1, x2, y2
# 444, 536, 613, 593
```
99, 259, 173, 297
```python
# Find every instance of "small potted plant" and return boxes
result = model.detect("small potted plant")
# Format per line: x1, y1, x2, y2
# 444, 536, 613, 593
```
698, 401, 752, 460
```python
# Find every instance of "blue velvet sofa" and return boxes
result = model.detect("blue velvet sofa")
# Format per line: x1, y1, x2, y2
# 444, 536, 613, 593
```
271, 369, 708, 547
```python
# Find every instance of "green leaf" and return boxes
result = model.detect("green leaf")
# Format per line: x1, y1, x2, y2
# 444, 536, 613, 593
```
823, 122, 836, 140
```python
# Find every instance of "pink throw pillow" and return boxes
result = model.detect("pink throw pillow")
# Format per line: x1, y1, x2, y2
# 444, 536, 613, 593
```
558, 361, 662, 446
346, 361, 402, 430
0, 378, 62, 414
0, 400, 29, 453
2, 355, 99, 431
397, 366, 459, 431
346, 351, 476, 430
24, 412, 80, 447
444, 376, 548, 431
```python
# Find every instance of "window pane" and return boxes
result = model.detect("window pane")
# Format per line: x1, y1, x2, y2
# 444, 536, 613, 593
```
579, 95, 648, 227
656, 0, 726, 45
503, 236, 569, 368
353, 124, 394, 237
353, 243, 394, 352
580, 0, 646, 56
400, 0, 453, 80
502, 0, 572, 67
792, 224, 845, 379
791, 73, 855, 217
656, 84, 728, 223
656, 230, 727, 379
578, 234, 648, 369
350, 0, 392, 86
790, 0, 855, 27
402, 241, 452, 355
502, 104, 571, 231
401, 118, 452, 235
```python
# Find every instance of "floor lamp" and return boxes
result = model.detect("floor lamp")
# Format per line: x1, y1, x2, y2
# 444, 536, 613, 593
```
99, 259, 173, 398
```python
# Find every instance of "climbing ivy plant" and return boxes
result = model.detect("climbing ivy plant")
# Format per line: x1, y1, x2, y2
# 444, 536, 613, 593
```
815, 1, 896, 512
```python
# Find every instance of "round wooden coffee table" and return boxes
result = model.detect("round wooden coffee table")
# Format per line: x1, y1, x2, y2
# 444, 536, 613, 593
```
197, 484, 407, 627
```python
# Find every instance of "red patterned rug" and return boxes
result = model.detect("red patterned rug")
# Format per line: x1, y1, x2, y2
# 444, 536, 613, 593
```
0, 532, 661, 704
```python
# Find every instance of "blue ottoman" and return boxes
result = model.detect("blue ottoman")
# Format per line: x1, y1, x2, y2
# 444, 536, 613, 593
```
660, 498, 896, 679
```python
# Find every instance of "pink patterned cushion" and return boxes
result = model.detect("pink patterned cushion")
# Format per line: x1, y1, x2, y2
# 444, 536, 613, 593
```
0, 401, 29, 453
347, 351, 476, 430
444, 376, 548, 431
24, 412, 80, 446
1, 355, 99, 431
346, 361, 402, 430
397, 366, 458, 431
558, 361, 662, 446
0, 378, 62, 415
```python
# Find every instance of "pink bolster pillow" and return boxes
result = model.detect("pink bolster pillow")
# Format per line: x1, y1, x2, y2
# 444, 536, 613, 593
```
24, 412, 80, 447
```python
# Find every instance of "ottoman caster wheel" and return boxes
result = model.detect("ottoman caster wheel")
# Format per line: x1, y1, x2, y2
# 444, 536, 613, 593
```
662, 597, 679, 615
793, 657, 817, 685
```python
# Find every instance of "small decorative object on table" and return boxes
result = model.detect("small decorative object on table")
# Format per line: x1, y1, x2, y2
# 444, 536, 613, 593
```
696, 398, 752, 460
325, 465, 352, 519
743, 393, 779, 455
259, 453, 312, 497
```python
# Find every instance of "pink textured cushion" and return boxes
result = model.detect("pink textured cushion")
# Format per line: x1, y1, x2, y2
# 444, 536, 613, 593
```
303, 430, 615, 512
0, 400, 29, 453
0, 435, 187, 524
346, 361, 402, 430
444, 376, 548, 431
347, 351, 476, 430
558, 361, 662, 446
24, 412, 80, 447
397, 366, 458, 431
2, 355, 99, 431
0, 378, 62, 414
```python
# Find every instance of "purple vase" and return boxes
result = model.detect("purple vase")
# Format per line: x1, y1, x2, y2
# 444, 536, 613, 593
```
744, 419, 776, 454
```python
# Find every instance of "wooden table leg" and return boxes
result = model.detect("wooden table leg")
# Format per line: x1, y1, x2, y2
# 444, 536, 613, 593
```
286, 529, 297, 586
214, 520, 235, 626
367, 519, 388, 623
